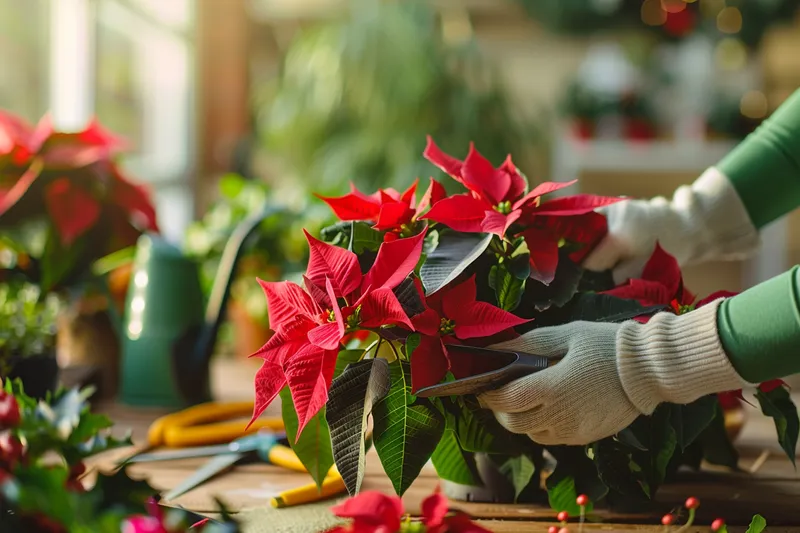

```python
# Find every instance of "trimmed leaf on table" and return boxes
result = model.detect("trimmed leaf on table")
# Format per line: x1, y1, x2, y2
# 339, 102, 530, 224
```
280, 388, 335, 489
373, 359, 445, 496
745, 514, 767, 533
489, 263, 525, 312
420, 231, 493, 294
756, 384, 799, 466
326, 358, 391, 495
431, 429, 481, 486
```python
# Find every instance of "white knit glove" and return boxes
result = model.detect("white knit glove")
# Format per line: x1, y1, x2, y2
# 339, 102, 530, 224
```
583, 167, 760, 284
478, 301, 747, 446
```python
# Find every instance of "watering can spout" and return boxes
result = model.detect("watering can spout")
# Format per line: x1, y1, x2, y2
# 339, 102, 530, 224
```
120, 206, 278, 408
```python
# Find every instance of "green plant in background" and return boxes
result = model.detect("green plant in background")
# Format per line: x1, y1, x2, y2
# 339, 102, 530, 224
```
255, 0, 544, 195
184, 173, 333, 329
0, 282, 59, 376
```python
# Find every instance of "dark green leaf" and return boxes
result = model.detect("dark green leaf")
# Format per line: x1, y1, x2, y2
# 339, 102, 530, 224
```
745, 514, 767, 533
373, 359, 445, 495
320, 221, 353, 247
334, 350, 364, 379
507, 252, 531, 280
700, 402, 739, 469
40, 227, 88, 292
489, 263, 526, 312
280, 388, 335, 488
629, 406, 676, 487
454, 397, 526, 455
420, 232, 493, 294
349, 221, 385, 254
592, 439, 649, 500
326, 358, 391, 495
431, 429, 481, 486
546, 446, 607, 509
616, 428, 647, 451
547, 474, 582, 515
535, 293, 665, 327
756, 385, 799, 466
577, 269, 616, 293
523, 251, 582, 314
393, 277, 426, 318
498, 454, 536, 502
673, 395, 718, 451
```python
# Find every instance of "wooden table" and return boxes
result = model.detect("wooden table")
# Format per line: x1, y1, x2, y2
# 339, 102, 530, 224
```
89, 359, 800, 533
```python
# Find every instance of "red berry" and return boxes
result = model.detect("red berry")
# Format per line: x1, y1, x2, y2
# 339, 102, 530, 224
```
0, 431, 23, 466
558, 528, 570, 533
576, 494, 589, 506
70, 461, 86, 478
549, 527, 559, 533
661, 514, 675, 526
711, 519, 725, 531
557, 511, 569, 522
0, 392, 20, 429
685, 497, 700, 510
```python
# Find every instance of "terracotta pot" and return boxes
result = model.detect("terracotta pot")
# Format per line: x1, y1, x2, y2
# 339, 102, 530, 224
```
228, 298, 272, 359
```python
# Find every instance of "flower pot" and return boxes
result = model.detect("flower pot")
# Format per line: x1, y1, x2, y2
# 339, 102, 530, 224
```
442, 453, 518, 503
7, 351, 59, 400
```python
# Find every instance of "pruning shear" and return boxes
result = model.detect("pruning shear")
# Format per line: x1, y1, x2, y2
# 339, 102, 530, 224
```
414, 344, 552, 398
128, 430, 307, 501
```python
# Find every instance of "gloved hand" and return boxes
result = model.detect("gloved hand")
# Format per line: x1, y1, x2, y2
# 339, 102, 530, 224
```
583, 167, 760, 284
478, 300, 747, 446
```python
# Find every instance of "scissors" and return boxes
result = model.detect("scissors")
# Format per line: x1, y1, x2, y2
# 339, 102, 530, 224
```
414, 344, 552, 398
129, 430, 307, 501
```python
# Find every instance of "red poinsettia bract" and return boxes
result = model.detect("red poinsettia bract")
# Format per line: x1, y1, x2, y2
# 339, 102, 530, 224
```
410, 276, 530, 392
421, 137, 622, 283
250, 229, 426, 436
326, 490, 490, 533
317, 178, 446, 240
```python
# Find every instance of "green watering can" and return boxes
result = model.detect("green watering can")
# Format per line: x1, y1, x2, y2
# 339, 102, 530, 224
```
119, 207, 276, 408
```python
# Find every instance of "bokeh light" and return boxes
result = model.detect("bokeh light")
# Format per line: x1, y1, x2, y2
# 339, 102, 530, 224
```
642, 0, 667, 26
740, 90, 769, 119
700, 0, 725, 18
717, 7, 743, 34
715, 38, 748, 71
661, 0, 687, 13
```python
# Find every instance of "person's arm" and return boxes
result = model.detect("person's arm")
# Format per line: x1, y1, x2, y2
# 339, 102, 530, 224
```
719, 90, 800, 229
718, 266, 800, 383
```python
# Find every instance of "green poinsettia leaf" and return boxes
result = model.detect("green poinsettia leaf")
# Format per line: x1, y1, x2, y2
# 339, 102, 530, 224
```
454, 397, 526, 455
756, 385, 799, 466
326, 358, 391, 495
90, 468, 158, 515
498, 454, 537, 503
3, 464, 76, 524
535, 292, 665, 327
507, 251, 531, 281
577, 269, 616, 293
489, 263, 526, 312
420, 231, 493, 294
546, 446, 607, 512
592, 439, 650, 501
524, 251, 583, 313
393, 277, 426, 318
629, 405, 677, 488
319, 221, 353, 247
672, 395, 718, 451
373, 359, 444, 495
745, 514, 767, 533
40, 227, 89, 292
699, 402, 739, 469
616, 428, 647, 451
280, 388, 335, 488
431, 429, 481, 486
334, 350, 364, 379
348, 221, 385, 254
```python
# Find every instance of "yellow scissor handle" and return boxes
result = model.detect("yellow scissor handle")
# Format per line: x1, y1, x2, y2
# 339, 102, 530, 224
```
147, 401, 284, 447
270, 468, 346, 508
268, 444, 307, 472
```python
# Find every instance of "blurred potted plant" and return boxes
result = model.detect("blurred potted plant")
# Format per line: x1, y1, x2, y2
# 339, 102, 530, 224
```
0, 282, 59, 399
184, 173, 331, 358
0, 110, 159, 398
255, 0, 544, 196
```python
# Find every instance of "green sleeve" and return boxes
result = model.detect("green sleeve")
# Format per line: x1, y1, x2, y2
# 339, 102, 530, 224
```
717, 266, 800, 383
718, 89, 800, 229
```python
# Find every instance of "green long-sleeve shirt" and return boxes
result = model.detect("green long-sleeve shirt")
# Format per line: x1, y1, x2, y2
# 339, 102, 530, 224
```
715, 89, 800, 383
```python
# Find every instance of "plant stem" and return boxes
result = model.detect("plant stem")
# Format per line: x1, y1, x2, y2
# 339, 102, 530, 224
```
674, 508, 696, 533
360, 338, 380, 360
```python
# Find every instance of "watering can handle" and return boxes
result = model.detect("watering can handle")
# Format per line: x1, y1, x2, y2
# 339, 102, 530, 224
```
177, 204, 282, 405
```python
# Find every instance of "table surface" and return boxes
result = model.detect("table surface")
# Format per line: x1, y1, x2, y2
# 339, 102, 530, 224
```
88, 359, 800, 533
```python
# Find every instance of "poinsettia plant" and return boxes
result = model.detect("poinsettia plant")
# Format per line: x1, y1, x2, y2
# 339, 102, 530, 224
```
0, 109, 158, 293
249, 137, 799, 512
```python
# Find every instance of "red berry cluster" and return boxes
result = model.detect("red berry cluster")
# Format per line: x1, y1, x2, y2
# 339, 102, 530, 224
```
0, 391, 23, 484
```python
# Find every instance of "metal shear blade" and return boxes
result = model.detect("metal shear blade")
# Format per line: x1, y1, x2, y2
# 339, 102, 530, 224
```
163, 452, 245, 501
